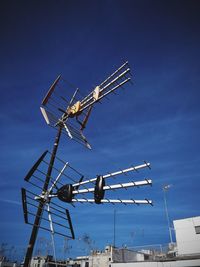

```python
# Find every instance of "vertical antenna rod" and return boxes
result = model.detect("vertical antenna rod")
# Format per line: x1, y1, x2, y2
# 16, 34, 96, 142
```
23, 126, 62, 267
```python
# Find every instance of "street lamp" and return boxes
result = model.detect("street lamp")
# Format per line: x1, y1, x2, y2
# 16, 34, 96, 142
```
163, 184, 173, 244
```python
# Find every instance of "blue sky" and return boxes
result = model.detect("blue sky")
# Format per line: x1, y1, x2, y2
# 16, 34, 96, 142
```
0, 0, 200, 260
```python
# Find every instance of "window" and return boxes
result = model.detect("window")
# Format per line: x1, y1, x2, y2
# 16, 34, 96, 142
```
195, 225, 200, 234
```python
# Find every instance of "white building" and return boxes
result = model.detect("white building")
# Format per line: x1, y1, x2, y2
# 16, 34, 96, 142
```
174, 215, 200, 256
112, 216, 200, 267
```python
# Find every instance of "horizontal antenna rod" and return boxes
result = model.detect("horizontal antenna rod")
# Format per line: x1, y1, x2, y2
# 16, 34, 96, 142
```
71, 198, 153, 205
99, 68, 130, 94
73, 179, 152, 194
72, 163, 151, 187
80, 68, 130, 109
80, 62, 129, 104
81, 77, 131, 112
99, 61, 129, 88
98, 78, 130, 101
35, 179, 152, 201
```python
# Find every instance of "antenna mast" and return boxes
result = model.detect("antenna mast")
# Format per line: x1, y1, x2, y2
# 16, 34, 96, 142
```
23, 126, 62, 267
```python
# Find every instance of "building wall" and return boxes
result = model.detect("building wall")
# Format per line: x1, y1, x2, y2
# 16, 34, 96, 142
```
174, 216, 200, 255
112, 259, 200, 267
89, 253, 110, 267
112, 248, 144, 263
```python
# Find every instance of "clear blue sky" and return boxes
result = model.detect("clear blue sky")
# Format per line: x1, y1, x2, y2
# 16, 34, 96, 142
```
0, 0, 200, 261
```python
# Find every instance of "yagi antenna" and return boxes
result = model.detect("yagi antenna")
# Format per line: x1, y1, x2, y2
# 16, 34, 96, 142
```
22, 151, 152, 238
40, 61, 131, 149
21, 62, 153, 267
22, 151, 153, 267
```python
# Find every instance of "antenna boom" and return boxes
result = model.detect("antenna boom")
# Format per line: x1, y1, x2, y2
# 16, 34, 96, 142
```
73, 163, 150, 187
71, 198, 153, 205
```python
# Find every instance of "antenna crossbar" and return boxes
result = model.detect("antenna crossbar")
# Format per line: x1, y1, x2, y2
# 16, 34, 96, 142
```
99, 61, 129, 87
71, 198, 153, 205
80, 61, 129, 104
72, 179, 152, 195
72, 163, 150, 187
80, 77, 131, 112
80, 68, 131, 109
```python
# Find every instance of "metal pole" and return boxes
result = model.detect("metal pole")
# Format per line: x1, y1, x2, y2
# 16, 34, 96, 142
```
163, 186, 173, 243
23, 126, 62, 267
113, 209, 116, 247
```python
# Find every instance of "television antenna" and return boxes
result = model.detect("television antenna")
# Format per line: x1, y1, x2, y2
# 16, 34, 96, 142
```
22, 153, 152, 265
21, 62, 153, 267
40, 61, 131, 149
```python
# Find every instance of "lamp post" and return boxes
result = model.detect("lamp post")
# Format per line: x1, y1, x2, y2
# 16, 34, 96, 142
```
113, 209, 117, 248
163, 184, 173, 244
